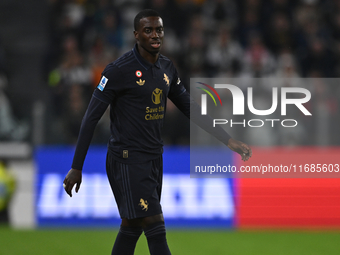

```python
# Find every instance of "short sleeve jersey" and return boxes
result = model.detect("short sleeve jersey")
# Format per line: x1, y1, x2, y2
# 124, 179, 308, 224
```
93, 44, 186, 163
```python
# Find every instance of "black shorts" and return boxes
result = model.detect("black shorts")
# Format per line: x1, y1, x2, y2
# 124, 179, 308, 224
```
106, 151, 163, 219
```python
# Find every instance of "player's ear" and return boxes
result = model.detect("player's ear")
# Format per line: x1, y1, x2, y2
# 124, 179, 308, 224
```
134, 30, 139, 41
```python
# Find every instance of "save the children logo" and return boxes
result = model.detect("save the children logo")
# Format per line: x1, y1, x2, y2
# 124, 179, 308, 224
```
196, 83, 312, 128
152, 88, 163, 105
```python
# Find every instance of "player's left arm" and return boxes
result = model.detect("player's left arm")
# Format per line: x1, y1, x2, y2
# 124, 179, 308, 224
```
227, 138, 252, 161
168, 84, 252, 161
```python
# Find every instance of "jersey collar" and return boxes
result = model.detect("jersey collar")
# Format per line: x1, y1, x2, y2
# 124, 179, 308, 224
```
133, 44, 161, 70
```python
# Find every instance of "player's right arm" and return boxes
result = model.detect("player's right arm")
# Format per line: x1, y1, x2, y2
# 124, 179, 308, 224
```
63, 64, 121, 197
63, 96, 109, 197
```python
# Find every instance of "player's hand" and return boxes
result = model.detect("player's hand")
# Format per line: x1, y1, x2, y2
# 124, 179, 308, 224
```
63, 168, 82, 197
227, 138, 252, 162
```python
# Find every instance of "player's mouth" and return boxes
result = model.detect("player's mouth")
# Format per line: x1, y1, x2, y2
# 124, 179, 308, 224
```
151, 41, 161, 49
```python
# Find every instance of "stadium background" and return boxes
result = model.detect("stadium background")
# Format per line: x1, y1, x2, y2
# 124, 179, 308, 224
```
1, 0, 340, 254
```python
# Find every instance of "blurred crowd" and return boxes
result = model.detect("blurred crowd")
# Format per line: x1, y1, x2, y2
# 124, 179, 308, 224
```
1, 0, 340, 146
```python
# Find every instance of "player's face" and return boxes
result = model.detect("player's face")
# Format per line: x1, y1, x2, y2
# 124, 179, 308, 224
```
135, 16, 164, 55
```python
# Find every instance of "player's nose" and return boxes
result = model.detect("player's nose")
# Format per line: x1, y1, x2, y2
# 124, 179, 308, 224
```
151, 29, 159, 38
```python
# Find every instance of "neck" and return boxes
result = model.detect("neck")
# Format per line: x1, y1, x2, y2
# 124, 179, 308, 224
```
137, 44, 159, 64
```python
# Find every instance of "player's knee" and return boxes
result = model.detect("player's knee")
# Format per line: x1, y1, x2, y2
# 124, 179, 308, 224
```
142, 214, 164, 228
143, 220, 171, 254
121, 214, 165, 229
121, 217, 143, 227
142, 214, 167, 242
143, 221, 167, 240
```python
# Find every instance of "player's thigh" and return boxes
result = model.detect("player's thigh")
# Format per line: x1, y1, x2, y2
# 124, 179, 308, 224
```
106, 153, 163, 219
121, 214, 164, 228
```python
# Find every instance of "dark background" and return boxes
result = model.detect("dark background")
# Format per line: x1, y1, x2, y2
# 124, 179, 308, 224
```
0, 0, 339, 146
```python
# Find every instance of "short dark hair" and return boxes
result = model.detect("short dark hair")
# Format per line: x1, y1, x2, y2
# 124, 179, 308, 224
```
134, 9, 161, 31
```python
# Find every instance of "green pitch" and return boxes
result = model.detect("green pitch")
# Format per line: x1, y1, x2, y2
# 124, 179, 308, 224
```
1, 226, 340, 255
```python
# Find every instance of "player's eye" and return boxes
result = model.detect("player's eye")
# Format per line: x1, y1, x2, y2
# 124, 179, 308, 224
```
145, 28, 151, 33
